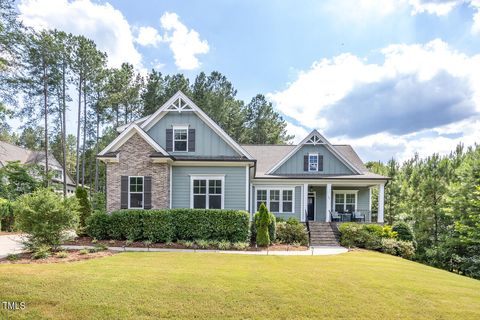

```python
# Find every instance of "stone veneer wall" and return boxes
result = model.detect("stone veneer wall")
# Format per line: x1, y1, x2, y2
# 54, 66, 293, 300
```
106, 133, 169, 212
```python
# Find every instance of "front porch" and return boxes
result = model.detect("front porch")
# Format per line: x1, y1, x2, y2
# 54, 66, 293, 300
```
301, 183, 385, 223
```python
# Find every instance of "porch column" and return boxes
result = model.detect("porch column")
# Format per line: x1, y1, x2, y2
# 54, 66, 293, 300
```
325, 183, 332, 222
302, 183, 308, 222
378, 183, 385, 223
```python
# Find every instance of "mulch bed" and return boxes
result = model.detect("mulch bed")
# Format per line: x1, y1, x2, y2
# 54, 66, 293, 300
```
64, 237, 309, 251
0, 250, 116, 264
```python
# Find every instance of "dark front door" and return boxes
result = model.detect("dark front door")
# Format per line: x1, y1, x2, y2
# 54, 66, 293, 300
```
307, 196, 315, 221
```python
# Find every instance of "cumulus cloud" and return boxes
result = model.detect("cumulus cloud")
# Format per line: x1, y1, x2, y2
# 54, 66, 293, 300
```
160, 12, 209, 70
269, 39, 480, 161
18, 0, 142, 68
409, 0, 461, 16
471, 0, 480, 34
135, 26, 162, 47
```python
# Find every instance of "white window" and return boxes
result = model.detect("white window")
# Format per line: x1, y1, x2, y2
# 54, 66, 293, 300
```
191, 177, 224, 209
129, 176, 144, 209
52, 168, 63, 180
256, 188, 294, 213
173, 125, 188, 152
308, 154, 318, 172
334, 191, 357, 213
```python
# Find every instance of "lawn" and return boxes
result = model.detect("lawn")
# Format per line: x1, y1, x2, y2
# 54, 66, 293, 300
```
1, 251, 479, 319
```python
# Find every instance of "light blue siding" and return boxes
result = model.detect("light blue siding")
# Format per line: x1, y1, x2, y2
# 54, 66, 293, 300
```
273, 144, 354, 175
172, 166, 247, 210
147, 112, 240, 157
251, 185, 303, 221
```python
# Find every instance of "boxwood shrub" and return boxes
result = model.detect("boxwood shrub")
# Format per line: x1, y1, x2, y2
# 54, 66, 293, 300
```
85, 211, 110, 240
86, 209, 249, 243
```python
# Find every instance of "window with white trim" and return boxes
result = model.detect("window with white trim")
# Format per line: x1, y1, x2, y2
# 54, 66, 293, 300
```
256, 188, 294, 213
308, 154, 318, 172
173, 126, 188, 151
334, 192, 356, 213
129, 176, 144, 208
192, 178, 223, 209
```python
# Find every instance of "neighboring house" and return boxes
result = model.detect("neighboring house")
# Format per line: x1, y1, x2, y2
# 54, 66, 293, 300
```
0, 141, 77, 195
98, 91, 388, 223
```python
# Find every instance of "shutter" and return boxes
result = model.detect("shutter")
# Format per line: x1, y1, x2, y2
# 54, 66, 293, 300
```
144, 176, 152, 209
120, 176, 128, 209
318, 155, 324, 171
166, 129, 173, 152
303, 155, 308, 172
188, 129, 195, 152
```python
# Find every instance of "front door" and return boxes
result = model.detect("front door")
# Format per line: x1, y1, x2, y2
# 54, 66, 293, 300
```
307, 195, 315, 221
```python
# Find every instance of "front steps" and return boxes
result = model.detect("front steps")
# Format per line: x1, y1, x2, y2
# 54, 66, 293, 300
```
308, 222, 341, 246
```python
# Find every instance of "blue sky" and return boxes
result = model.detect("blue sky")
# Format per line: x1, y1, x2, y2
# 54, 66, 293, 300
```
16, 0, 480, 162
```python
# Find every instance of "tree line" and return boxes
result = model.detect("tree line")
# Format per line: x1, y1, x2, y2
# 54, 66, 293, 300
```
0, 0, 292, 197
367, 144, 480, 279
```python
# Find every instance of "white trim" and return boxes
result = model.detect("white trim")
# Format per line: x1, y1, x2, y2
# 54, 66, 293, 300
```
378, 183, 385, 223
172, 125, 189, 152
98, 124, 168, 156
307, 191, 317, 221
116, 115, 149, 133
302, 183, 308, 222
254, 187, 295, 214
169, 166, 172, 209
252, 178, 387, 186
308, 153, 319, 172
140, 91, 254, 160
266, 129, 362, 175
245, 166, 249, 211
189, 175, 225, 209
128, 176, 144, 209
332, 190, 358, 213
326, 183, 332, 222
368, 187, 372, 213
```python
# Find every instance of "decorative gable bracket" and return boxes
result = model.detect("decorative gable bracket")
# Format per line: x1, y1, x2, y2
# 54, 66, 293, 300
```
165, 97, 193, 113
306, 134, 325, 146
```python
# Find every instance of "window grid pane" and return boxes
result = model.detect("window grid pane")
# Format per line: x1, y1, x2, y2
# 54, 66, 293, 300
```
309, 155, 318, 171
193, 178, 222, 209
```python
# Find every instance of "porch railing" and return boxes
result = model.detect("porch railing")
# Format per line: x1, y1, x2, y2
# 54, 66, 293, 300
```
329, 209, 373, 223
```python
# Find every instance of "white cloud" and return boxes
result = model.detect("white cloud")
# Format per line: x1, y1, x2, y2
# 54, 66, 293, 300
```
135, 26, 162, 47
269, 39, 480, 162
18, 0, 142, 68
160, 12, 209, 70
286, 122, 310, 144
471, 0, 480, 34
409, 0, 461, 16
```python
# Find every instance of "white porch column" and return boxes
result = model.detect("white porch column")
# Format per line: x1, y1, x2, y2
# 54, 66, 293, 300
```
302, 183, 308, 222
325, 183, 332, 222
378, 183, 385, 223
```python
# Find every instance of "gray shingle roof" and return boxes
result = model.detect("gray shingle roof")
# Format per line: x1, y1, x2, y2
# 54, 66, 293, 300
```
240, 144, 388, 180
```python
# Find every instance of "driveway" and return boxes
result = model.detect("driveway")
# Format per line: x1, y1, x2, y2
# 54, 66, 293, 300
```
0, 234, 24, 258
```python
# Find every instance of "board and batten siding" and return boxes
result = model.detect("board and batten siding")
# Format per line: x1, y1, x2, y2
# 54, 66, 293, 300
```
147, 112, 240, 157
251, 185, 302, 221
273, 144, 354, 175
172, 166, 247, 210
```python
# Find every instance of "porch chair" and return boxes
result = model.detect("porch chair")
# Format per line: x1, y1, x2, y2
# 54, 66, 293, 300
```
331, 211, 341, 222
353, 211, 365, 222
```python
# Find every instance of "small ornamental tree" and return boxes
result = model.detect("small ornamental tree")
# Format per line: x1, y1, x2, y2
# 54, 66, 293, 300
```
13, 188, 79, 249
75, 187, 92, 231
392, 221, 415, 242
256, 203, 271, 247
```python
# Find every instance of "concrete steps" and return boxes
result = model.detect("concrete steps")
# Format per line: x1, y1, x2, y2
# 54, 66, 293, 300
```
308, 222, 341, 246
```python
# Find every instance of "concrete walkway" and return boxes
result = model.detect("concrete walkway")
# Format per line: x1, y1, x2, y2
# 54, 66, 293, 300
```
0, 234, 24, 259
62, 245, 348, 256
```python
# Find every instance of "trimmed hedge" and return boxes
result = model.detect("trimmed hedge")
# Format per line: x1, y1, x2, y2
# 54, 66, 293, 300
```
86, 209, 249, 243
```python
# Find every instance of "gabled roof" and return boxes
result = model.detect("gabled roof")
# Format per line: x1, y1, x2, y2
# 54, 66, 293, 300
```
265, 130, 363, 175
98, 123, 168, 156
138, 91, 254, 160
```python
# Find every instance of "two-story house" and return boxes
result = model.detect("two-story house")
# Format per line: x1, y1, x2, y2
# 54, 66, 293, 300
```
98, 91, 388, 225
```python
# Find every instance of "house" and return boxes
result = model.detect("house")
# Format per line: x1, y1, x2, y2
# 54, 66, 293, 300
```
98, 91, 388, 224
0, 141, 77, 195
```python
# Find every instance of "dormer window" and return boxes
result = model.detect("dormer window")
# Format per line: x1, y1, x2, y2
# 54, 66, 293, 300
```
308, 154, 318, 172
173, 125, 188, 152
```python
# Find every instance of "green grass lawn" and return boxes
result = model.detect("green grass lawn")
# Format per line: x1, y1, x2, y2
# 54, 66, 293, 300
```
1, 251, 479, 319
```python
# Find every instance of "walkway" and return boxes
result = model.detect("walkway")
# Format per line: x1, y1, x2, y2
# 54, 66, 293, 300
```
0, 234, 24, 259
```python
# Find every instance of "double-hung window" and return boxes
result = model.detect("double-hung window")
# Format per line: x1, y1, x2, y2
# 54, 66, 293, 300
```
334, 191, 357, 213
256, 188, 294, 213
192, 177, 224, 209
308, 154, 318, 172
173, 126, 188, 152
129, 176, 144, 208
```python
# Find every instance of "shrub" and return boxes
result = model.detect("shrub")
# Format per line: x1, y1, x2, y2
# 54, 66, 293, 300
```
392, 221, 415, 242
339, 223, 388, 250
381, 225, 398, 239
182, 240, 195, 248
232, 242, 249, 250
251, 211, 276, 244
195, 239, 210, 249
56, 251, 68, 259
0, 198, 14, 232
85, 211, 111, 240
142, 210, 175, 243
380, 238, 398, 255
13, 188, 79, 249
217, 240, 231, 250
32, 245, 51, 259
78, 249, 89, 255
380, 238, 415, 259
276, 218, 308, 246
75, 187, 92, 233
255, 203, 271, 246
6, 253, 19, 261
